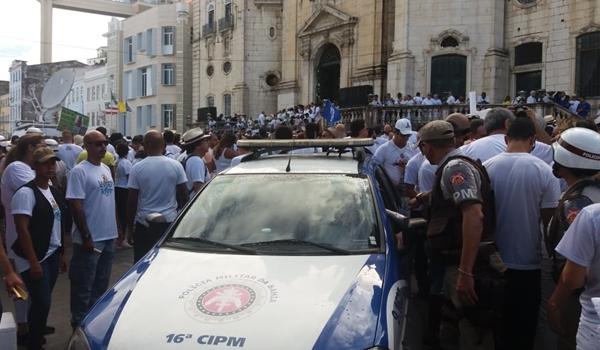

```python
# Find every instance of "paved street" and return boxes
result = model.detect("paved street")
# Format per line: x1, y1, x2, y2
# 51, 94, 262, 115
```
0, 240, 133, 350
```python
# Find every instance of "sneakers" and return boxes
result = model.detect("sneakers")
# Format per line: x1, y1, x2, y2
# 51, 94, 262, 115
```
118, 241, 133, 249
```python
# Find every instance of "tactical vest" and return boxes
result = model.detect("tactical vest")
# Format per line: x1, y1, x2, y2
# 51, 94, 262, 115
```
546, 178, 600, 281
427, 155, 496, 264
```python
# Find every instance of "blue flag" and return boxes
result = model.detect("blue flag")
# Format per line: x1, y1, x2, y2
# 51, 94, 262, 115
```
322, 100, 341, 127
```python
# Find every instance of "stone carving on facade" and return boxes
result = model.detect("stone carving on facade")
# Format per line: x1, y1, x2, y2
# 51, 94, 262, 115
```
297, 4, 357, 60
430, 29, 470, 49
513, 35, 546, 47
576, 23, 600, 36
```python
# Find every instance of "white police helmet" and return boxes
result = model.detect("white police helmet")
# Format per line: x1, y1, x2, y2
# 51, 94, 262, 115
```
553, 127, 600, 170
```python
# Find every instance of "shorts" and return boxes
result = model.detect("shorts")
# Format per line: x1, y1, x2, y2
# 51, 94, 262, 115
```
576, 319, 600, 350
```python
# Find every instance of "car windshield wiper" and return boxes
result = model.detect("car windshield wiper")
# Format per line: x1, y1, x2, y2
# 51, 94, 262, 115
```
241, 239, 352, 255
166, 237, 257, 255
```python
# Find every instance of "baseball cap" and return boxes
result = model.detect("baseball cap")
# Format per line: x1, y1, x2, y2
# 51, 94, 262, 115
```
418, 120, 455, 142
32, 147, 59, 164
394, 118, 413, 135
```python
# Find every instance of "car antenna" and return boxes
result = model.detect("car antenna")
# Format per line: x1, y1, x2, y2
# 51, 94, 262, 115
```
285, 151, 292, 172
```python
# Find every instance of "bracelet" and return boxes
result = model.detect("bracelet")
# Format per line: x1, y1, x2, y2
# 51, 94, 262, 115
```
458, 268, 475, 278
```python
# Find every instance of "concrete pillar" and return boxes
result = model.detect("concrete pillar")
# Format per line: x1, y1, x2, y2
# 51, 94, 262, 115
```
386, 0, 415, 95
41, 0, 53, 63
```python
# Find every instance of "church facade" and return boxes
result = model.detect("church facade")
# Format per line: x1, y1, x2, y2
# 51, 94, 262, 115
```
191, 0, 600, 119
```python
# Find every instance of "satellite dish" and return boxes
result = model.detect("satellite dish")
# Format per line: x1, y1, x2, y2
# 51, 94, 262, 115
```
41, 68, 75, 109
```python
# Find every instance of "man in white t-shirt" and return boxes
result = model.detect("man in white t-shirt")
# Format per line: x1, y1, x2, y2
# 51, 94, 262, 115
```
483, 118, 560, 349
57, 130, 83, 171
127, 130, 188, 262
374, 119, 418, 213
180, 128, 211, 194
11, 147, 67, 349
257, 112, 266, 128
549, 203, 600, 350
66, 130, 120, 328
461, 108, 554, 164
374, 118, 418, 187
163, 130, 181, 159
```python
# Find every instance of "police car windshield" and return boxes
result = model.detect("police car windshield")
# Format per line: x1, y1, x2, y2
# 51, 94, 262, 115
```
169, 174, 380, 254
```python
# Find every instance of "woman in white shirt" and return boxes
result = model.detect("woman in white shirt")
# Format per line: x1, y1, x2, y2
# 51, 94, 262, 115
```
213, 132, 242, 174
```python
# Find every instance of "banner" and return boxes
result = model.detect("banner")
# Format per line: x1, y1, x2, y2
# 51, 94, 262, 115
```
57, 107, 89, 135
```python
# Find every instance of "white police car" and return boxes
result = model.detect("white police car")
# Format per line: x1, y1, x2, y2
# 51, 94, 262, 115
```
68, 139, 416, 350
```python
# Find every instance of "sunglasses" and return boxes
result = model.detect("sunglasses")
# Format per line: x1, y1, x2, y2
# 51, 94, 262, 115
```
89, 140, 109, 147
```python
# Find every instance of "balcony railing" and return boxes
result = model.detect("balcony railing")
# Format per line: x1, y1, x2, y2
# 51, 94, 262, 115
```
218, 15, 234, 32
340, 103, 581, 129
202, 23, 216, 37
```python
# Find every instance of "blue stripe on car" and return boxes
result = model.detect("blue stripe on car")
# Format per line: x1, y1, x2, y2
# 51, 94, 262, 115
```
311, 254, 386, 350
80, 248, 159, 349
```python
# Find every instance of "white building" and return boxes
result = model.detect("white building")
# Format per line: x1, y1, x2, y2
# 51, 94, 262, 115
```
64, 68, 86, 114
192, 0, 282, 120
84, 64, 114, 131
107, 1, 192, 136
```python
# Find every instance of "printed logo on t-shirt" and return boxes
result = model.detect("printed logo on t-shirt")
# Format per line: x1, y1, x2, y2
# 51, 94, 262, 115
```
98, 174, 114, 196
50, 198, 60, 221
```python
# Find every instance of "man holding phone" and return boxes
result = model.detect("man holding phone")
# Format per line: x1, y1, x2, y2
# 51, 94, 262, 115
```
66, 130, 120, 329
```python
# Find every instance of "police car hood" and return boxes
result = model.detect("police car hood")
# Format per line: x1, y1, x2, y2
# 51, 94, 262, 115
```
107, 248, 384, 350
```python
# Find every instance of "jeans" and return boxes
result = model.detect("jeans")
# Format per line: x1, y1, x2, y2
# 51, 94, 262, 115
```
133, 222, 170, 263
21, 251, 59, 350
69, 239, 115, 328
498, 269, 541, 350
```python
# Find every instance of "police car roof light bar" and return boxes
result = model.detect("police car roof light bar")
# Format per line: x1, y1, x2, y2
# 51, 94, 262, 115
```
236, 138, 374, 149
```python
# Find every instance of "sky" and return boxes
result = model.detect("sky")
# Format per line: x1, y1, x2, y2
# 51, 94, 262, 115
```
0, 0, 113, 81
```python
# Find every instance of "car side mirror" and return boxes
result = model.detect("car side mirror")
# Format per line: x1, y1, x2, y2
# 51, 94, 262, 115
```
385, 209, 409, 231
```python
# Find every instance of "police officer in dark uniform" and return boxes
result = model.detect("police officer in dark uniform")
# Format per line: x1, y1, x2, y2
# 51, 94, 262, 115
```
547, 127, 600, 350
418, 120, 497, 349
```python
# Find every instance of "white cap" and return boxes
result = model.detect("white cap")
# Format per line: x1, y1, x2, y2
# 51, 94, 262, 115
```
26, 127, 43, 135
595, 115, 600, 125
394, 118, 413, 135
44, 138, 59, 151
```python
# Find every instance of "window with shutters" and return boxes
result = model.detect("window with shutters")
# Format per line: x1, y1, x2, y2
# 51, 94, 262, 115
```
223, 93, 232, 117
162, 63, 174, 85
162, 104, 174, 128
141, 67, 148, 97
125, 37, 134, 63
162, 26, 174, 55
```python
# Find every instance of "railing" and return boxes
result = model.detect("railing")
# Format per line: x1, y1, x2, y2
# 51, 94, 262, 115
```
340, 102, 582, 129
218, 15, 234, 32
202, 23, 216, 37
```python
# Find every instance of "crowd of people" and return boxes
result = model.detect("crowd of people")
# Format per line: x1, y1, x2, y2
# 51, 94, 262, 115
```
370, 107, 600, 350
0, 103, 598, 350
